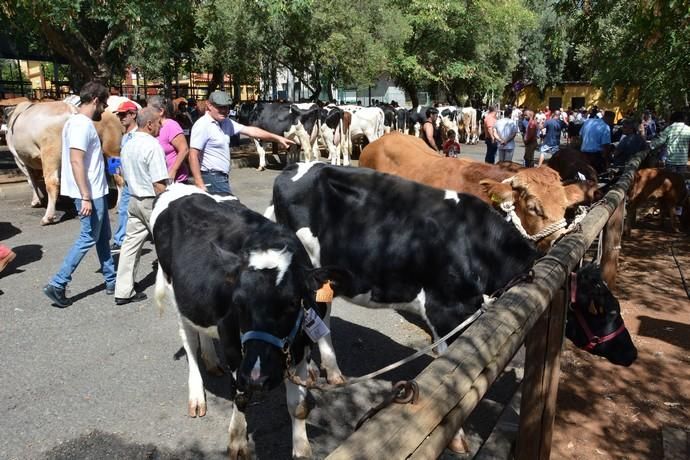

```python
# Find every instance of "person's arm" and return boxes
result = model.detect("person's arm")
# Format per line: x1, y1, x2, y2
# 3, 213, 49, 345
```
69, 147, 92, 216
188, 148, 205, 190
153, 181, 167, 195
168, 134, 190, 180
422, 123, 438, 151
240, 126, 295, 149
492, 125, 503, 144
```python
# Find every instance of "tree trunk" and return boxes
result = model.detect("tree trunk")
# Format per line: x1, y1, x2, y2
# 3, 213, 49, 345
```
209, 65, 223, 93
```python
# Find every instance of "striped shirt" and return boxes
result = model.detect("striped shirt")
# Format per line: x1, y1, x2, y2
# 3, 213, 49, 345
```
650, 122, 690, 166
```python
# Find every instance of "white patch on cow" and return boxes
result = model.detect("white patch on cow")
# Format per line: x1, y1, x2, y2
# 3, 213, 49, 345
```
264, 205, 276, 221
150, 183, 236, 230
444, 190, 460, 203
345, 289, 448, 353
250, 356, 261, 382
291, 162, 319, 182
295, 228, 321, 267
183, 317, 220, 339
286, 355, 312, 458
248, 247, 293, 286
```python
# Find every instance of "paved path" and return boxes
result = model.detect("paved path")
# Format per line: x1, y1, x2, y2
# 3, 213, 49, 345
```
0, 140, 524, 459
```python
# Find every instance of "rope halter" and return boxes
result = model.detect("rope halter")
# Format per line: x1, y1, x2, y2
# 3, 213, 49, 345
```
499, 201, 588, 243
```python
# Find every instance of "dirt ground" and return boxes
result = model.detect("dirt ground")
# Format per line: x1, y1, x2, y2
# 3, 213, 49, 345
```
552, 213, 690, 459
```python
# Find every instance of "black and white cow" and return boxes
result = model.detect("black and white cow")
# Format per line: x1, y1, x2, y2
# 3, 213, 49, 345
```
267, 162, 539, 383
395, 107, 408, 133
378, 103, 397, 133
267, 163, 638, 383
319, 106, 346, 166
238, 102, 321, 170
407, 105, 432, 137
151, 183, 336, 458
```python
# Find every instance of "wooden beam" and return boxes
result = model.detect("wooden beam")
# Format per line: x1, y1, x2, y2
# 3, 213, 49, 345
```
601, 198, 624, 288
515, 288, 567, 460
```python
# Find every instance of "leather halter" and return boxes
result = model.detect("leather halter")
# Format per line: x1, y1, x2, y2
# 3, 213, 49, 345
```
572, 307, 627, 351
241, 308, 304, 352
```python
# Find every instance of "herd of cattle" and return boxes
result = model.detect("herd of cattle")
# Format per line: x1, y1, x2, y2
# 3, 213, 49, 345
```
4, 95, 688, 458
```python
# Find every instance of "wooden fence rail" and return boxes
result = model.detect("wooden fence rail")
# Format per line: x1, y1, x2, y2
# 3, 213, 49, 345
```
327, 150, 647, 460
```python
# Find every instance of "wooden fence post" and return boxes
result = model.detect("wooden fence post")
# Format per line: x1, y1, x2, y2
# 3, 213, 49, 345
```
515, 287, 567, 460
601, 198, 625, 289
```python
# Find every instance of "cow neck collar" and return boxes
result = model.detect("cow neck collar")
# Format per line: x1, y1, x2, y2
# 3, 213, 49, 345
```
572, 307, 627, 351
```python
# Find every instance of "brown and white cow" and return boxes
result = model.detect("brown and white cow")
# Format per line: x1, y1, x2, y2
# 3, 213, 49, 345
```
359, 132, 591, 250
6, 101, 122, 225
624, 168, 690, 236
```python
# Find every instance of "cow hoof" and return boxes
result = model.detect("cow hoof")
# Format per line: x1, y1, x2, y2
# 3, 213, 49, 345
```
31, 201, 42, 208
188, 399, 207, 417
41, 216, 59, 226
228, 433, 253, 459
256, 166, 266, 172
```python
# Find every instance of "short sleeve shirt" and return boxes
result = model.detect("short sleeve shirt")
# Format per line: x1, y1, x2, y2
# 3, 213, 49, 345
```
580, 118, 611, 153
120, 132, 169, 198
189, 113, 246, 174
494, 118, 518, 150
158, 118, 188, 182
60, 113, 109, 199
544, 118, 563, 147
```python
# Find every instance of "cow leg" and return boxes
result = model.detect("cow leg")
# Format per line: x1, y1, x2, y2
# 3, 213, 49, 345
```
25, 168, 43, 208
178, 315, 206, 417
321, 127, 338, 165
295, 126, 312, 163
286, 354, 313, 459
316, 302, 345, 385
200, 334, 224, 376
227, 399, 253, 460
253, 139, 267, 171
41, 164, 61, 225
414, 122, 421, 138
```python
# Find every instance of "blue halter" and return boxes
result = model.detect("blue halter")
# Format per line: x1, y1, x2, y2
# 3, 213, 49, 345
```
240, 308, 305, 352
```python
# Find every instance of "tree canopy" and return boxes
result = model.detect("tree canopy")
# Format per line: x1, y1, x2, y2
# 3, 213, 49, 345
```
1, 0, 687, 109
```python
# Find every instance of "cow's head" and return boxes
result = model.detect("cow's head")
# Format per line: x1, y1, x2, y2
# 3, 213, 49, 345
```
94, 110, 123, 157
480, 167, 591, 250
566, 263, 637, 366
213, 242, 343, 393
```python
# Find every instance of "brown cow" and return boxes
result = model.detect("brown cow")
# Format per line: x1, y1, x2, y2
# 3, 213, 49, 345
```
624, 168, 690, 236
360, 132, 591, 250
6, 101, 123, 225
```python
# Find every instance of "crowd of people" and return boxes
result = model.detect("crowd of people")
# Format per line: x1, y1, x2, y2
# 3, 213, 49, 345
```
478, 104, 690, 175
37, 81, 292, 308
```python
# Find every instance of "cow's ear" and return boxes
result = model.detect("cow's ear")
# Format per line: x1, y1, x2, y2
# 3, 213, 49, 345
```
305, 266, 355, 296
479, 179, 514, 204
211, 242, 242, 284
564, 181, 601, 206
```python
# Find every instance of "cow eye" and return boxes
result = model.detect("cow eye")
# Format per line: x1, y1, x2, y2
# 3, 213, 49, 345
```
526, 200, 542, 216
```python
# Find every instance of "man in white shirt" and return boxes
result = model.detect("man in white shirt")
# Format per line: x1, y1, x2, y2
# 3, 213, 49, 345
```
43, 81, 115, 308
188, 90, 294, 194
113, 107, 170, 304
493, 108, 519, 162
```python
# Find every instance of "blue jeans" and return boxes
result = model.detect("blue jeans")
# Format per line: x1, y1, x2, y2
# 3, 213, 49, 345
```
50, 196, 116, 289
113, 184, 130, 246
484, 139, 498, 164
202, 171, 232, 195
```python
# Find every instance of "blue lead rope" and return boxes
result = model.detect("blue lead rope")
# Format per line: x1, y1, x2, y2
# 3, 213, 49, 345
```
241, 308, 305, 351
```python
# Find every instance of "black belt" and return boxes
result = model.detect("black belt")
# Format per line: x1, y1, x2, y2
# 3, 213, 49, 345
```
202, 170, 228, 177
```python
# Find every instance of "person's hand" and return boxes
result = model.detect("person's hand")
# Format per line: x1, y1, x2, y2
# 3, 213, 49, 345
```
277, 137, 296, 150
195, 181, 207, 192
80, 199, 93, 217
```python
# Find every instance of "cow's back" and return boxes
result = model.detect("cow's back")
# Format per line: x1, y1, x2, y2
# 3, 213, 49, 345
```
360, 132, 513, 202
6, 101, 75, 170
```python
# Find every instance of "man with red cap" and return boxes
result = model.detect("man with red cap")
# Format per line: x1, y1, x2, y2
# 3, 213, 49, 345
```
110, 100, 139, 253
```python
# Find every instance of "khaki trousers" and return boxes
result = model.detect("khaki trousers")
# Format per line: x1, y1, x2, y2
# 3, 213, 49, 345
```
114, 196, 154, 299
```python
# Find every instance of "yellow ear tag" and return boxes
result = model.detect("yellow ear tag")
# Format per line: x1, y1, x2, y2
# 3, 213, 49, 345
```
315, 280, 334, 302
490, 194, 502, 204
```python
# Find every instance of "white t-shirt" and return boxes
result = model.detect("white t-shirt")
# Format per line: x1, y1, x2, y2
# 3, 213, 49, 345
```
494, 118, 519, 150
189, 113, 246, 174
120, 132, 169, 198
60, 113, 109, 199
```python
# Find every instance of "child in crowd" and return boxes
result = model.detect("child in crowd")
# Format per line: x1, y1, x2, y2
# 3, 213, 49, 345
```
442, 130, 462, 158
